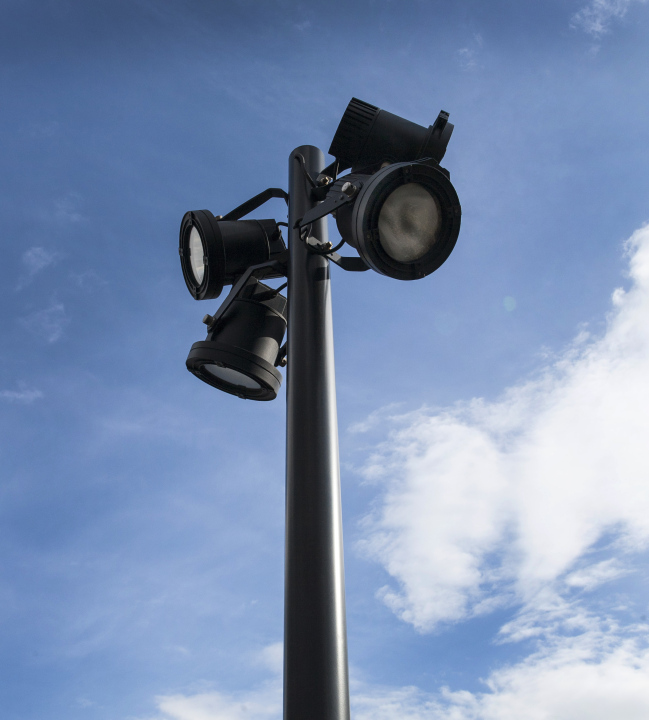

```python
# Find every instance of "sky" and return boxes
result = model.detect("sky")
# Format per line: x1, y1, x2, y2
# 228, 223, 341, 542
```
1, 0, 649, 718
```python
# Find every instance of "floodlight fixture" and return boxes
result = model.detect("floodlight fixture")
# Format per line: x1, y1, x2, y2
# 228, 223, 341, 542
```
297, 99, 461, 281
300, 159, 460, 281
179, 211, 286, 300
333, 160, 461, 279
186, 276, 287, 400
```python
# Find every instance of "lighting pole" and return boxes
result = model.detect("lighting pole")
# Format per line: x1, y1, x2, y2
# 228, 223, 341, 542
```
178, 98, 461, 720
284, 146, 349, 720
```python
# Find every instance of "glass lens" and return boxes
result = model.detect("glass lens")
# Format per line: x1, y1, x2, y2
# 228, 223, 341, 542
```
203, 363, 261, 390
188, 226, 205, 285
377, 183, 441, 263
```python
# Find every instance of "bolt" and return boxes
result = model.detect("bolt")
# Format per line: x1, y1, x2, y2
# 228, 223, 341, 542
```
341, 181, 357, 198
317, 175, 333, 186
202, 314, 214, 325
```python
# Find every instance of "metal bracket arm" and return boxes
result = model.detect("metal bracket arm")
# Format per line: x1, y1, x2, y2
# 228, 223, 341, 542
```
202, 252, 289, 332
297, 190, 354, 228
304, 238, 369, 272
326, 251, 369, 272
221, 188, 289, 221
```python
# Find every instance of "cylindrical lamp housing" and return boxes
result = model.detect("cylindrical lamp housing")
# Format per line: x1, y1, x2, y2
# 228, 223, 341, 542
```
186, 279, 286, 400
335, 161, 461, 280
179, 211, 285, 300
328, 97, 454, 173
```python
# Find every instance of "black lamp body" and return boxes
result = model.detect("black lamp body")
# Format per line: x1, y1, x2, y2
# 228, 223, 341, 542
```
329, 97, 453, 172
334, 161, 461, 280
180, 211, 285, 300
186, 278, 286, 400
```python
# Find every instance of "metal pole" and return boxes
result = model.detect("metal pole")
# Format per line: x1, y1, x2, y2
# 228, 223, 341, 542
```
284, 146, 350, 720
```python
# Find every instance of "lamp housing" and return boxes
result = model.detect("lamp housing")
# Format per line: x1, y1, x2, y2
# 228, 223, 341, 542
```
328, 97, 453, 173
334, 160, 461, 280
179, 211, 286, 300
186, 277, 286, 401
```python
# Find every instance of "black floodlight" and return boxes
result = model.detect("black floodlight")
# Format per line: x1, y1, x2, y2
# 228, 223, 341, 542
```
186, 277, 287, 400
328, 97, 454, 173
333, 161, 461, 280
297, 98, 461, 280
180, 211, 286, 300
300, 159, 460, 280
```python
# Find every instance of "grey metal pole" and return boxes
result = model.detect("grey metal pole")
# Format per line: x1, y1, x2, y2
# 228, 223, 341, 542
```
284, 146, 350, 720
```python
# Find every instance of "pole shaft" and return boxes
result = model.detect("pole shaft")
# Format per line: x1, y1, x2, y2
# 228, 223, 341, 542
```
284, 146, 350, 720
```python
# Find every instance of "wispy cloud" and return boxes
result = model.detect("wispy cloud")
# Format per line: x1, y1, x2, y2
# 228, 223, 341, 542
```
20, 301, 69, 343
571, 0, 647, 37
68, 269, 106, 290
153, 684, 281, 720
456, 34, 483, 71
16, 246, 59, 289
254, 641, 283, 675
352, 619, 649, 719
0, 385, 43, 403
23, 246, 57, 275
54, 192, 84, 223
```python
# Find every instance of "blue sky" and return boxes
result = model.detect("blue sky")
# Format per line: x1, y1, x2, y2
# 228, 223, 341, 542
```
2, 1, 649, 718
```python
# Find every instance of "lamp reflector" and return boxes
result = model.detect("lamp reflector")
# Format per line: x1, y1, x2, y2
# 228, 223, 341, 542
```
188, 225, 205, 284
378, 183, 441, 263
203, 364, 262, 390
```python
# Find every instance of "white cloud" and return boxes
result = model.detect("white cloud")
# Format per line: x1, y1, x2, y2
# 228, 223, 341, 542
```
255, 641, 283, 675
151, 623, 649, 720
16, 246, 59, 289
357, 223, 649, 632
153, 685, 281, 720
20, 301, 69, 343
0, 386, 43, 403
456, 34, 483, 71
571, 0, 647, 37
54, 193, 83, 223
564, 559, 629, 591
352, 619, 649, 720
22, 246, 57, 276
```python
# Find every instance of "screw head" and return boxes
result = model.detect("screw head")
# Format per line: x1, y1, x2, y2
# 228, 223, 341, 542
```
341, 181, 357, 198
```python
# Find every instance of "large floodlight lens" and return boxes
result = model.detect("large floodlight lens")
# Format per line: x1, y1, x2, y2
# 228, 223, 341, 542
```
188, 225, 205, 284
378, 183, 441, 263
203, 364, 262, 390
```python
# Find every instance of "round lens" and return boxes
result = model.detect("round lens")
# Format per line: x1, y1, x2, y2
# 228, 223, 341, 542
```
378, 183, 441, 263
188, 226, 205, 285
203, 363, 261, 390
